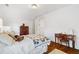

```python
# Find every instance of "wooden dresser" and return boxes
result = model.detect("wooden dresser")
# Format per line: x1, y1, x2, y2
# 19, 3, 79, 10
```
55, 33, 76, 48
20, 24, 29, 35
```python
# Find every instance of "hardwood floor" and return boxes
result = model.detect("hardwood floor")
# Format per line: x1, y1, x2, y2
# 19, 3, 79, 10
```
44, 41, 79, 54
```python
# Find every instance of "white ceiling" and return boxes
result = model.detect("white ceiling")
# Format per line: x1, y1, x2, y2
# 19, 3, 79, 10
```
0, 4, 72, 26
31, 4, 71, 17
0, 4, 71, 20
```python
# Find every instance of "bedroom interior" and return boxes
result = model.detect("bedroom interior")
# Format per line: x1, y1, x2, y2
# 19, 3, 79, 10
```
0, 4, 79, 54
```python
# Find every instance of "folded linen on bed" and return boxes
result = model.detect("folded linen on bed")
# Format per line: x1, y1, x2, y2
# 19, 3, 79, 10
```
24, 34, 50, 46
24, 34, 48, 40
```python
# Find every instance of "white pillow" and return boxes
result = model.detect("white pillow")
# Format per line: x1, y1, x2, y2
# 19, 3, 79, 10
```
0, 33, 15, 45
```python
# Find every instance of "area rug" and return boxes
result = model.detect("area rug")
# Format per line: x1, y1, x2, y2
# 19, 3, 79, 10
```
49, 49, 66, 54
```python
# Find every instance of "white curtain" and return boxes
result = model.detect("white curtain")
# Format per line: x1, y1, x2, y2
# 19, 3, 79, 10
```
0, 18, 3, 32
35, 16, 46, 34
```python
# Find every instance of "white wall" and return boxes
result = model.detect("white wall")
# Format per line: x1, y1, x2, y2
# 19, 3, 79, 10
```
0, 5, 35, 35
35, 5, 79, 49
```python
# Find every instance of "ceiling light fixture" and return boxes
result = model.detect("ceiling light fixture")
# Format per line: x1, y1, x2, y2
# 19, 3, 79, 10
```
32, 4, 39, 8
5, 4, 9, 7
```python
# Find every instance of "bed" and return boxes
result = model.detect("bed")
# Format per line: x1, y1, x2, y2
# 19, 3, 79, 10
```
0, 33, 51, 54
23, 34, 50, 54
